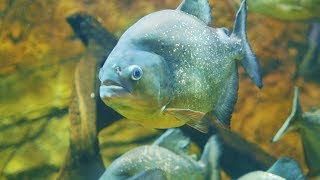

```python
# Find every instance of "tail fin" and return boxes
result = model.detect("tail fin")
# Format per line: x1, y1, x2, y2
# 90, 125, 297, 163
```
231, 0, 263, 88
267, 157, 305, 180
272, 87, 303, 142
200, 136, 221, 180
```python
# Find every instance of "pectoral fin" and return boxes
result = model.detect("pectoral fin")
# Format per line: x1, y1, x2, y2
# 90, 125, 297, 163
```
164, 108, 208, 133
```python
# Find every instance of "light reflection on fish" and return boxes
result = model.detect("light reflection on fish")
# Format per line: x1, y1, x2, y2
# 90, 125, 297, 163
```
99, 0, 262, 132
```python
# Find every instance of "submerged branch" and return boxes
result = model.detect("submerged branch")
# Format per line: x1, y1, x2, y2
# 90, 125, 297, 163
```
0, 107, 68, 132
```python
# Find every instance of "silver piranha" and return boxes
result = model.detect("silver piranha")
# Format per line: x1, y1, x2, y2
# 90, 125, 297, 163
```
239, 157, 305, 180
272, 87, 320, 177
99, 0, 262, 132
99, 129, 221, 180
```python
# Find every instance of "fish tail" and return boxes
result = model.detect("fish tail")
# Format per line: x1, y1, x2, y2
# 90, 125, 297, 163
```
267, 157, 305, 180
200, 135, 221, 180
272, 87, 303, 142
231, 0, 263, 88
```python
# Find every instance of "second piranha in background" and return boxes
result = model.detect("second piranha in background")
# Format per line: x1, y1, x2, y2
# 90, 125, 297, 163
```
272, 87, 320, 177
99, 0, 262, 132
99, 129, 220, 180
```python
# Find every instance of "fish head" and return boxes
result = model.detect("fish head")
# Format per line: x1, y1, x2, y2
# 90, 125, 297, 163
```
99, 49, 172, 120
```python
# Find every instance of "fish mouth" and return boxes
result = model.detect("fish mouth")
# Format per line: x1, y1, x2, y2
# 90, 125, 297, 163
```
100, 80, 129, 99
102, 79, 123, 87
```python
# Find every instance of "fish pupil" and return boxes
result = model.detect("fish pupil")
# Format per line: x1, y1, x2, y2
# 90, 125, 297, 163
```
134, 70, 141, 78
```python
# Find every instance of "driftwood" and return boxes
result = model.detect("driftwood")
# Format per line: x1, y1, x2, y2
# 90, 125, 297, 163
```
57, 13, 121, 180
57, 58, 105, 180
58, 12, 277, 179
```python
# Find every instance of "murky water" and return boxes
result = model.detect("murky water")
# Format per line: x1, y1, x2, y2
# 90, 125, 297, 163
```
0, 0, 319, 179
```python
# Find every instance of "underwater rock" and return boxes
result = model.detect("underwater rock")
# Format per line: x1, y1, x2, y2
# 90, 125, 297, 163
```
239, 157, 305, 180
99, 128, 221, 180
99, 0, 262, 132
272, 87, 320, 177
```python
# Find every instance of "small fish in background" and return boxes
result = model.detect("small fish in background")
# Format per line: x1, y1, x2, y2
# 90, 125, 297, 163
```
297, 22, 320, 82
227, 0, 320, 21
99, 0, 262, 133
272, 87, 320, 178
238, 157, 305, 180
99, 128, 221, 180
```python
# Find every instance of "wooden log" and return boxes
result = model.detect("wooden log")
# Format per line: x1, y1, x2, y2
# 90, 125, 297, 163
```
57, 13, 121, 180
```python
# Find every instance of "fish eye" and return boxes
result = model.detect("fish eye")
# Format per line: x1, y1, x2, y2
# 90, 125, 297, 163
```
130, 65, 143, 81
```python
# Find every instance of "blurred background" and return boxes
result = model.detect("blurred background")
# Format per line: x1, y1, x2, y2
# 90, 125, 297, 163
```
0, 0, 319, 179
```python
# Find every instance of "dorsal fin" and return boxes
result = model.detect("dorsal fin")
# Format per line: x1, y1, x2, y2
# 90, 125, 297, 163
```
272, 87, 303, 142
153, 129, 190, 155
267, 157, 305, 180
177, 0, 211, 25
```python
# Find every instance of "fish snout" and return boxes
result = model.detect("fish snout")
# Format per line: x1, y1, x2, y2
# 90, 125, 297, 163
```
99, 79, 130, 101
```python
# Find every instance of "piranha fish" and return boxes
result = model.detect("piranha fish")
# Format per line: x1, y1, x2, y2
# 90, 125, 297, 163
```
99, 128, 221, 180
239, 157, 305, 180
228, 0, 320, 21
99, 0, 262, 132
272, 87, 320, 177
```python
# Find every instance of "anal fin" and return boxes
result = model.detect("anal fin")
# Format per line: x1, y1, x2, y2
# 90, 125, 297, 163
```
186, 117, 209, 133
